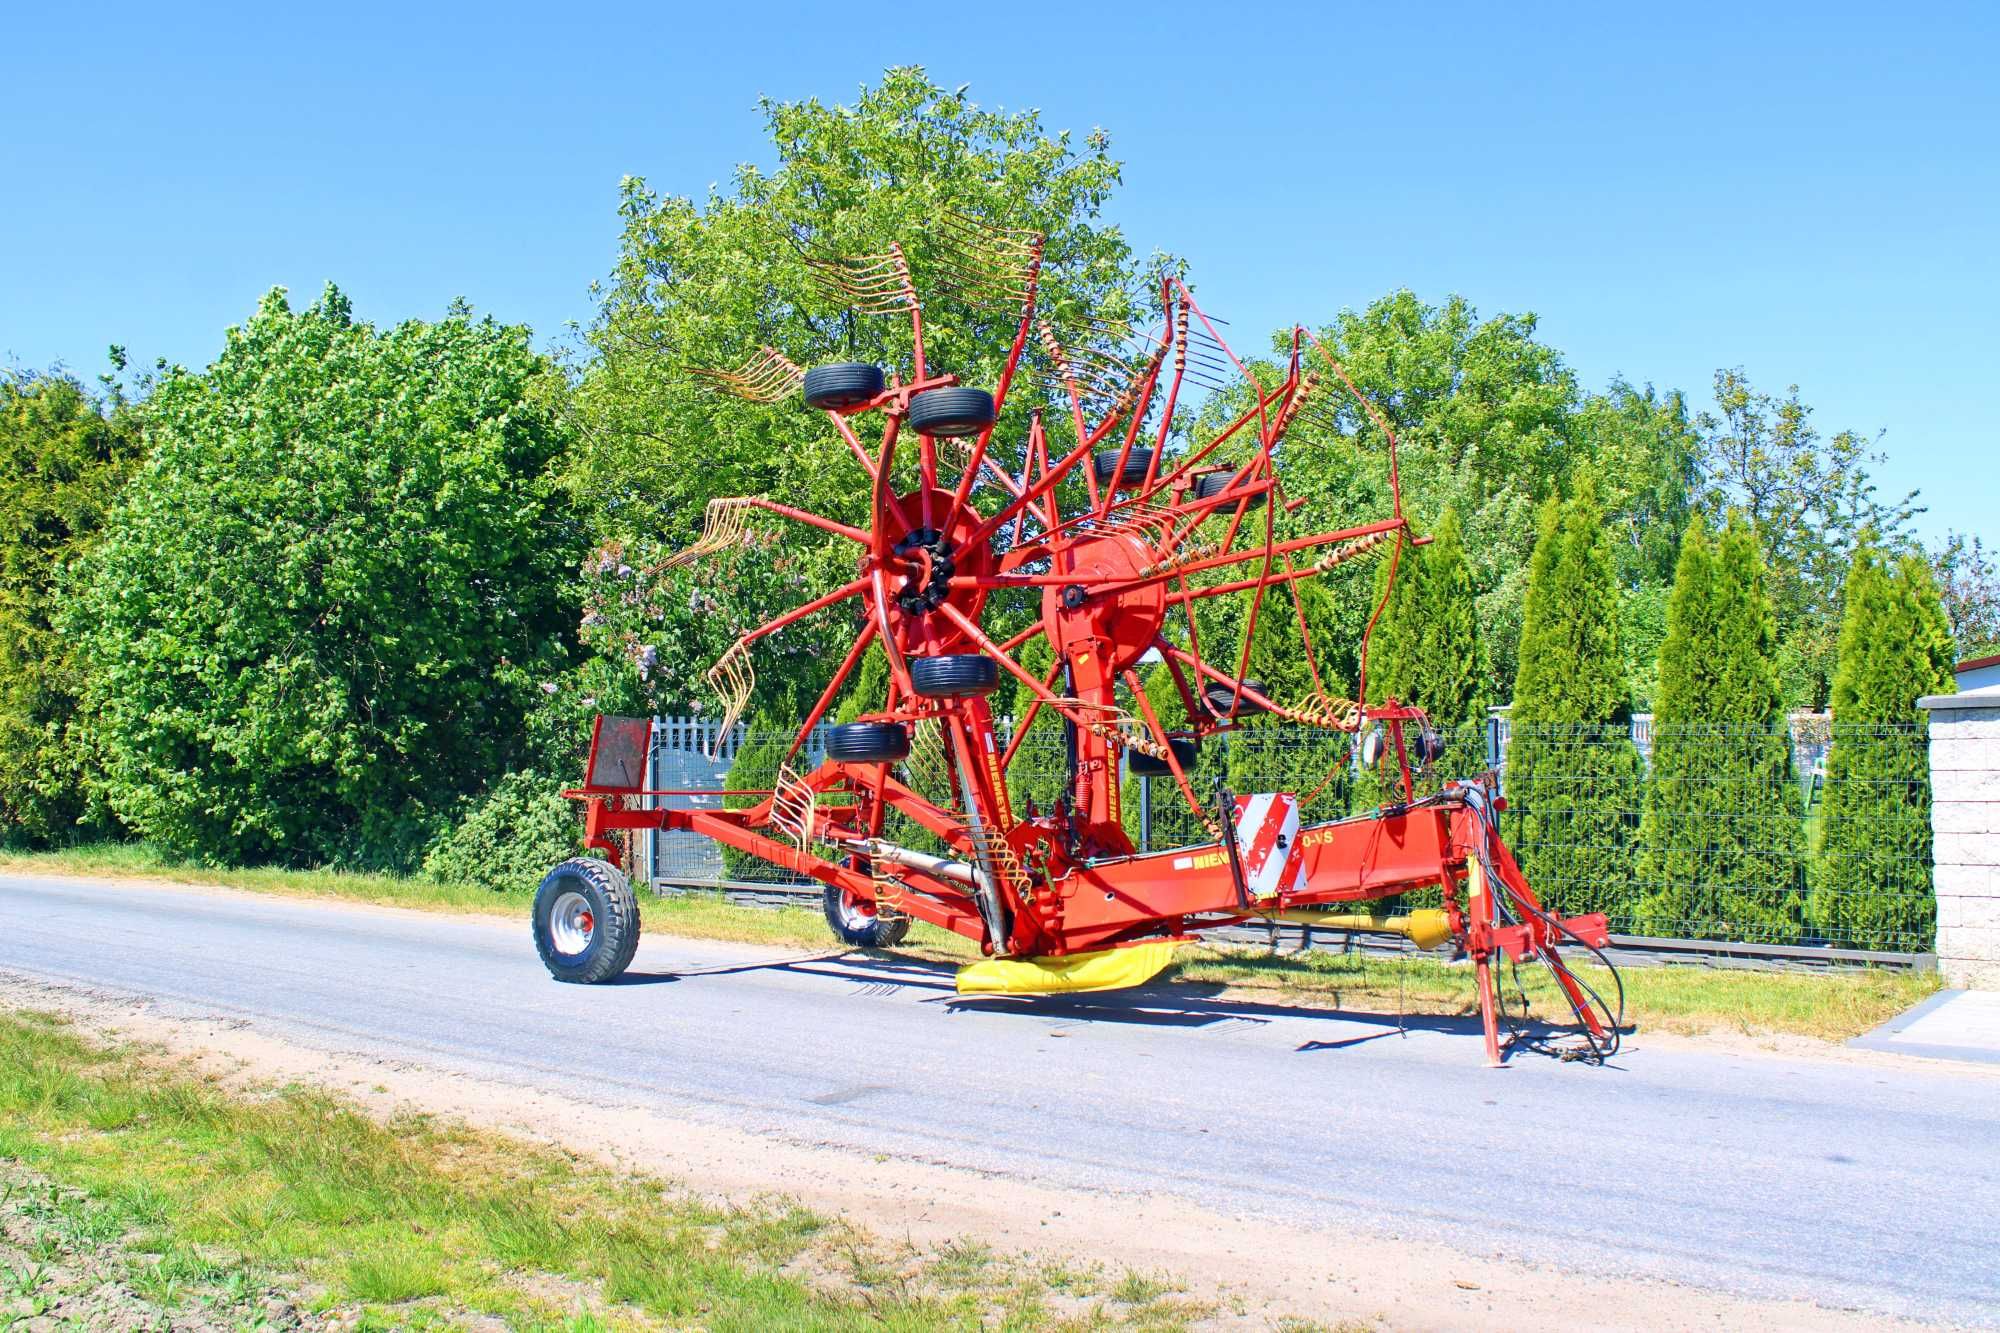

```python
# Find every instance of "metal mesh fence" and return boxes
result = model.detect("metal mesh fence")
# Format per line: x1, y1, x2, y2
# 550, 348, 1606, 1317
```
642, 714, 1936, 955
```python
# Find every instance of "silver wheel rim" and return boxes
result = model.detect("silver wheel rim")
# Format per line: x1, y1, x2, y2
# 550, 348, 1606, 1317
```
549, 890, 596, 956
835, 891, 876, 931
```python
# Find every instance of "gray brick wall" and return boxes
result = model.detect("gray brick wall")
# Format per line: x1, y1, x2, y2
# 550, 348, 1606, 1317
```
1923, 697, 2000, 988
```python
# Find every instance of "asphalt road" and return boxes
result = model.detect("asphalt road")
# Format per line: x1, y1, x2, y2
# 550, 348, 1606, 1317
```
2, 873, 1995, 1326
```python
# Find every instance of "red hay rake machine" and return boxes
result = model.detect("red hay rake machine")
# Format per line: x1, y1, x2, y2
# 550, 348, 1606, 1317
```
533, 221, 1624, 1065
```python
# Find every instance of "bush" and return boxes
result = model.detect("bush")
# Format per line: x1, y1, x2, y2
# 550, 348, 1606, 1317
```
421, 771, 581, 893
66, 287, 581, 869
0, 370, 144, 845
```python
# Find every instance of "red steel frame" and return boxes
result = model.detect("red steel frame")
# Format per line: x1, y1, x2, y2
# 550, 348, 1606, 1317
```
565, 238, 1621, 1064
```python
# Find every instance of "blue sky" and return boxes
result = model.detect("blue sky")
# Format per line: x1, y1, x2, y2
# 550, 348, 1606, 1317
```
4, 2, 1994, 542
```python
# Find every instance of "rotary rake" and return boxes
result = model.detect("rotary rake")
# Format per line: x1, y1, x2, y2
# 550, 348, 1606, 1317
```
534, 222, 1623, 1066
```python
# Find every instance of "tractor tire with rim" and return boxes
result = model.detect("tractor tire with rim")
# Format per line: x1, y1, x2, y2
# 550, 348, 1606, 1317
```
1128, 736, 1200, 777
908, 386, 995, 437
909, 653, 1001, 698
1205, 678, 1270, 717
822, 882, 911, 949
1092, 447, 1155, 488
825, 720, 911, 763
532, 857, 642, 984
1193, 470, 1267, 511
803, 363, 886, 411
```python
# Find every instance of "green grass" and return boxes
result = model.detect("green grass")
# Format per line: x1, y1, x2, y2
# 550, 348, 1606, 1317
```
0, 1007, 1211, 1330
0, 842, 1939, 1042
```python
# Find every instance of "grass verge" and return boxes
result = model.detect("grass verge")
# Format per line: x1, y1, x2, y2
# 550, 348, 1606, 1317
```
0, 1007, 1226, 1331
0, 843, 1938, 1043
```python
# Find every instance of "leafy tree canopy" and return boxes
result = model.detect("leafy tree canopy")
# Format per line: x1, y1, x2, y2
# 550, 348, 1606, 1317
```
573, 67, 1144, 717
67, 286, 582, 867
0, 369, 145, 843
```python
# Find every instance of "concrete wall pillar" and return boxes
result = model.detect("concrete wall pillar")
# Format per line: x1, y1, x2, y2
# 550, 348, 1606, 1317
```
1922, 692, 2000, 988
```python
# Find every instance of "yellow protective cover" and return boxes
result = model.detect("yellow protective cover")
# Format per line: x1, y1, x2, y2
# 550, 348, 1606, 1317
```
955, 939, 1183, 996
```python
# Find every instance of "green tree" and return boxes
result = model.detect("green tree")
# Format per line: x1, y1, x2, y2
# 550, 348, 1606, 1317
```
1931, 531, 2000, 659
1636, 515, 1802, 941
0, 369, 145, 844
1698, 370, 1921, 708
574, 67, 1142, 719
68, 286, 581, 868
1812, 551, 1956, 948
1504, 479, 1642, 920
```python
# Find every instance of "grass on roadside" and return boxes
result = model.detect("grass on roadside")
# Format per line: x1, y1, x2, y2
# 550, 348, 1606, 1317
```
0, 842, 1938, 1042
0, 1007, 1217, 1331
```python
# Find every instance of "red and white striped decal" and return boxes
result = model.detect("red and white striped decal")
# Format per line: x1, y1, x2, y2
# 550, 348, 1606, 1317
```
1232, 793, 1302, 900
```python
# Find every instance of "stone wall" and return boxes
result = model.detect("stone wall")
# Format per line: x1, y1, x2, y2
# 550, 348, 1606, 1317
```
1923, 693, 2000, 988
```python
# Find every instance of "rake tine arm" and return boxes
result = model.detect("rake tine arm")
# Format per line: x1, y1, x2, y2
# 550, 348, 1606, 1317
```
1093, 335, 1169, 521
1129, 376, 1293, 509
1121, 667, 1205, 817
743, 497, 871, 546
932, 601, 1076, 719
1039, 321, 1101, 511
784, 619, 878, 766
738, 577, 869, 648
959, 409, 1115, 555
941, 238, 1045, 536
1158, 645, 1287, 716
999, 650, 1066, 773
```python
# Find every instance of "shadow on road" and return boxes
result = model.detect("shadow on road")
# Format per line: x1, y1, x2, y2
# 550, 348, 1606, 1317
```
625, 948, 1620, 1063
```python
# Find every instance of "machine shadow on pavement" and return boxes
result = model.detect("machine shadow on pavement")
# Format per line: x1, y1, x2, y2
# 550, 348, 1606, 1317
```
625, 947, 1614, 1060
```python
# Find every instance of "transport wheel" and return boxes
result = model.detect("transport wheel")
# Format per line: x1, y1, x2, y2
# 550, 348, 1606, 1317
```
909, 653, 1001, 698
1205, 678, 1270, 717
1193, 470, 1267, 510
825, 720, 911, 763
1128, 736, 1199, 777
907, 386, 995, 437
803, 363, 885, 410
532, 857, 641, 984
1092, 447, 1155, 487
822, 882, 911, 949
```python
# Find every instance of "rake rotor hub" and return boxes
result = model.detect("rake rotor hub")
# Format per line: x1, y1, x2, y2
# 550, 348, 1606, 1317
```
891, 528, 956, 615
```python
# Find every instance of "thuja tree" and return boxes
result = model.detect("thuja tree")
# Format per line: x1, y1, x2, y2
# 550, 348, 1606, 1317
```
1811, 550, 1955, 949
1362, 510, 1489, 785
0, 369, 144, 844
1504, 479, 1642, 920
1636, 515, 1802, 942
68, 287, 582, 868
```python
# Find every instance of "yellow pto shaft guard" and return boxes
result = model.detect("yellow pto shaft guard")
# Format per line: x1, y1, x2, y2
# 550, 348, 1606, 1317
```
955, 939, 1183, 996
1272, 907, 1453, 951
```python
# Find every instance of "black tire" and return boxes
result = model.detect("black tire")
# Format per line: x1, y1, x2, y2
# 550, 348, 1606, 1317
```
907, 386, 995, 437
1193, 470, 1267, 511
1092, 447, 1155, 488
532, 857, 642, 984
803, 363, 885, 411
825, 720, 911, 763
822, 882, 911, 949
909, 653, 1001, 698
1205, 678, 1270, 717
1128, 736, 1199, 777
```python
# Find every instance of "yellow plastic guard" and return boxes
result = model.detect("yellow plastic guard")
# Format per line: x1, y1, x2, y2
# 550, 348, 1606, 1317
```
955, 940, 1183, 996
